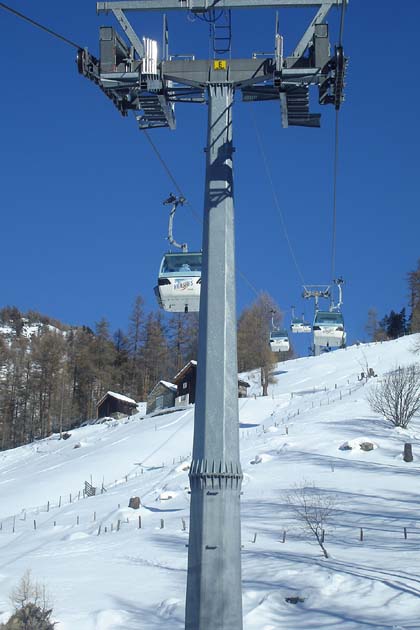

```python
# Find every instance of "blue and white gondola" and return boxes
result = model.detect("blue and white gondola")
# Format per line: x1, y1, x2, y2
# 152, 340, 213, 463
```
312, 310, 346, 350
154, 252, 202, 313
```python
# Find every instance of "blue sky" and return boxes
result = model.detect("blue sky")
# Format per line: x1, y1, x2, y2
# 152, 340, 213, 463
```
1, 0, 419, 356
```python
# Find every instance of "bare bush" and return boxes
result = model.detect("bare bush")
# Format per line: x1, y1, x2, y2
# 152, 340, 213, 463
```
285, 482, 337, 558
0, 571, 56, 630
367, 364, 420, 428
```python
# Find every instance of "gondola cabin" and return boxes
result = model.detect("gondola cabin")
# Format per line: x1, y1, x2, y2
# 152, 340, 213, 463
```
269, 329, 290, 353
313, 311, 346, 349
291, 317, 312, 334
154, 252, 202, 313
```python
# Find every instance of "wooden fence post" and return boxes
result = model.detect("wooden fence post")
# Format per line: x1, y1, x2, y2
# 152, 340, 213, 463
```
252, 533, 257, 543
359, 527, 363, 542
138, 515, 142, 529
160, 519, 164, 529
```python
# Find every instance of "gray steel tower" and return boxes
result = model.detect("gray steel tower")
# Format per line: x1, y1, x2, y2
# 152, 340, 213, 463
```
80, 2, 348, 628
186, 82, 243, 628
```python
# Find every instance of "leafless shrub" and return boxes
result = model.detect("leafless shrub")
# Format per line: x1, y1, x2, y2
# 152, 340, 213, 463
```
367, 364, 420, 428
411, 336, 420, 355
0, 570, 56, 629
285, 481, 337, 558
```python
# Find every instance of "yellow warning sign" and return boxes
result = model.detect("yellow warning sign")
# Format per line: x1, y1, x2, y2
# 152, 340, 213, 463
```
213, 59, 227, 70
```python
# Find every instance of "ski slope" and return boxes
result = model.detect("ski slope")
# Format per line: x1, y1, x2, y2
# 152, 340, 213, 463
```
0, 335, 420, 629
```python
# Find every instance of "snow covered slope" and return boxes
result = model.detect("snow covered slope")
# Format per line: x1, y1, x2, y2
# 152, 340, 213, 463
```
0, 336, 419, 629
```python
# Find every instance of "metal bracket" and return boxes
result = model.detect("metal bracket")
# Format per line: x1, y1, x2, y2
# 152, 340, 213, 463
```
289, 1, 332, 62
112, 7, 144, 57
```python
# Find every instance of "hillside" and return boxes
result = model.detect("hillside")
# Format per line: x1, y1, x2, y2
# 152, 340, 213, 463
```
0, 335, 419, 629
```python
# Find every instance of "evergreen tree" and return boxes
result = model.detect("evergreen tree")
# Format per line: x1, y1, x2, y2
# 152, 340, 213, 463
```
113, 328, 130, 394
66, 327, 96, 422
31, 329, 67, 439
379, 308, 408, 340
167, 313, 199, 375
408, 258, 420, 333
127, 295, 145, 399
141, 313, 171, 395
91, 318, 117, 403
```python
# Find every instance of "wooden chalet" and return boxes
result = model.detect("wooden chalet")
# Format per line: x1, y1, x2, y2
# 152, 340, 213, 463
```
97, 391, 137, 419
172, 360, 250, 404
173, 360, 197, 405
146, 380, 177, 414
238, 379, 251, 398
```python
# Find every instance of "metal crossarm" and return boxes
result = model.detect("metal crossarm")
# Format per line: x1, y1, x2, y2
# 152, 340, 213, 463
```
97, 0, 344, 11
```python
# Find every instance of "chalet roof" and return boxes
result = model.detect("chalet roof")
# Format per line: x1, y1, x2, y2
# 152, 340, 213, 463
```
173, 360, 197, 383
159, 380, 178, 392
96, 391, 137, 408
237, 379, 250, 388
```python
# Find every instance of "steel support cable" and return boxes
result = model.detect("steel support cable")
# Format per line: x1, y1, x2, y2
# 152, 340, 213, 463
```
0, 2, 83, 50
2, 0, 260, 304
330, 109, 340, 283
250, 108, 306, 285
141, 129, 261, 298
330, 0, 346, 283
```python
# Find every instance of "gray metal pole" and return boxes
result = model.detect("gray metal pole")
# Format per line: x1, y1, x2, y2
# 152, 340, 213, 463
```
185, 83, 243, 630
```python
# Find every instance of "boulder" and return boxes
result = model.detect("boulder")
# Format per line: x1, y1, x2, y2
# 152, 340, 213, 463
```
129, 496, 141, 509
360, 442, 374, 452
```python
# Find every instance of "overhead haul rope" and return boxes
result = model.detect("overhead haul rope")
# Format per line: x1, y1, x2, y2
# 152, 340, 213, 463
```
330, 0, 346, 284
250, 108, 306, 286
142, 131, 261, 298
0, 1, 262, 301
0, 2, 83, 50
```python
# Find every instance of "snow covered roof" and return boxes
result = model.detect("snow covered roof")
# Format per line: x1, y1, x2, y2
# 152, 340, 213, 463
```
159, 380, 178, 392
97, 391, 137, 407
173, 360, 197, 382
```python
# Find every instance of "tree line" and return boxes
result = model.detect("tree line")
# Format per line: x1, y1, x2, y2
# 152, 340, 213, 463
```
0, 293, 288, 450
365, 259, 420, 341
0, 298, 198, 450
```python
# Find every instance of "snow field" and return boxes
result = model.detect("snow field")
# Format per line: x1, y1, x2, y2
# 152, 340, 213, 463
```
0, 335, 419, 628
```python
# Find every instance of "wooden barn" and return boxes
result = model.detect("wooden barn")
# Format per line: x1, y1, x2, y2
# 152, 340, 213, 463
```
173, 360, 197, 405
172, 360, 250, 404
97, 391, 138, 419
238, 379, 251, 398
146, 380, 177, 414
